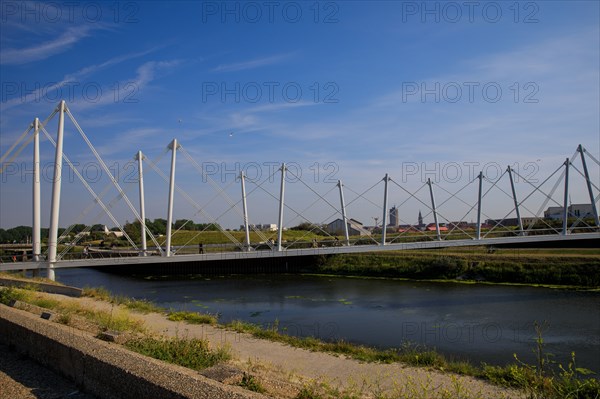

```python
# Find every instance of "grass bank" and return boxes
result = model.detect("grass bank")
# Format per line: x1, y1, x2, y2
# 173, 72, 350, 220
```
2, 281, 598, 398
225, 319, 599, 399
313, 247, 600, 288
0, 285, 230, 373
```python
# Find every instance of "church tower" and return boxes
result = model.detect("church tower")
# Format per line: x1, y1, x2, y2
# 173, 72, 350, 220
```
418, 210, 423, 227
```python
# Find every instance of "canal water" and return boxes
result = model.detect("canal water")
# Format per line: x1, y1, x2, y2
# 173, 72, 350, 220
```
55, 268, 600, 372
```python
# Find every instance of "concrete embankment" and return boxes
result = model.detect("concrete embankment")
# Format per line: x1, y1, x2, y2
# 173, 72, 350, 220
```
0, 276, 82, 297
0, 304, 266, 399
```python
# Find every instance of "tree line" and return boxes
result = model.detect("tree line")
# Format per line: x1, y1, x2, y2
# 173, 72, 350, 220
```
0, 219, 221, 244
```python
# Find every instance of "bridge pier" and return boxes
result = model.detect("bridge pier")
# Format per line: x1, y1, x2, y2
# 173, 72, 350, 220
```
135, 151, 147, 256
277, 163, 286, 252
578, 144, 600, 227
476, 171, 484, 240
381, 174, 389, 245
337, 180, 350, 246
47, 101, 66, 281
165, 139, 179, 257
562, 158, 570, 236
32, 118, 41, 276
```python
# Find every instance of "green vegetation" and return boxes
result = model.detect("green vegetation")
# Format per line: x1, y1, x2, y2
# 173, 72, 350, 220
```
167, 311, 218, 325
239, 373, 266, 393
4, 282, 599, 397
123, 336, 230, 371
83, 286, 163, 314
226, 318, 599, 398
1, 286, 145, 333
482, 322, 600, 399
315, 248, 600, 287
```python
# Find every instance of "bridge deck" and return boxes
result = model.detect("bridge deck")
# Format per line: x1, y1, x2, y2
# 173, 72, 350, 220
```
1, 232, 598, 272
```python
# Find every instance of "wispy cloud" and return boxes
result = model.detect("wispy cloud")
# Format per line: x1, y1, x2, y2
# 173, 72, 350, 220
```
212, 53, 293, 72
0, 50, 167, 112
1, 26, 95, 65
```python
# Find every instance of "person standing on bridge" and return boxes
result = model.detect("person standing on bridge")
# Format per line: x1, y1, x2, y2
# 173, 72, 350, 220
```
199, 242, 204, 254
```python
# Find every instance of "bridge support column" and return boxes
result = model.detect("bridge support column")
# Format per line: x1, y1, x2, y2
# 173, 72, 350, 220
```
32, 118, 41, 276
165, 139, 179, 257
381, 174, 389, 245
136, 151, 147, 256
507, 166, 524, 235
578, 144, 600, 227
427, 178, 441, 241
241, 171, 251, 250
562, 158, 570, 236
277, 163, 286, 252
337, 180, 350, 246
47, 101, 66, 281
476, 171, 483, 240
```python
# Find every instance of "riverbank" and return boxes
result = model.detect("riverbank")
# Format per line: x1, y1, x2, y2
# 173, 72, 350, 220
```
0, 284, 527, 399
312, 247, 600, 288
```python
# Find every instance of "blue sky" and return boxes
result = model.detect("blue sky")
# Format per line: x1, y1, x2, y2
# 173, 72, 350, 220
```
1, 1, 599, 231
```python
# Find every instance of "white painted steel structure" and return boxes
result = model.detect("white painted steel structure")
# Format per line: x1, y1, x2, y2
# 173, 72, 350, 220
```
1, 102, 599, 278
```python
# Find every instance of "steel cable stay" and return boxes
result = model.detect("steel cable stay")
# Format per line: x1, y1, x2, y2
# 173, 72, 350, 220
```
582, 146, 600, 166
386, 183, 439, 244
0, 108, 57, 169
39, 126, 138, 258
570, 162, 600, 197
480, 175, 527, 238
241, 166, 292, 249
431, 177, 479, 239
0, 125, 33, 167
65, 108, 165, 256
286, 186, 341, 248
43, 126, 169, 255
38, 126, 120, 255
339, 179, 386, 246
277, 184, 340, 250
434, 175, 495, 240
142, 151, 244, 251
178, 146, 275, 247
317, 179, 387, 246
245, 176, 338, 249
515, 165, 566, 233
171, 179, 239, 251
280, 168, 349, 247
564, 162, 598, 233
62, 145, 169, 256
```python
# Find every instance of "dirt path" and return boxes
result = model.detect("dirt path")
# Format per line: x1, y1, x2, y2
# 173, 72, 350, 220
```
65, 295, 522, 399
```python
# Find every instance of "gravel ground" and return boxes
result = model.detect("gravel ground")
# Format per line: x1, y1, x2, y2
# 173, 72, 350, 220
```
0, 343, 96, 399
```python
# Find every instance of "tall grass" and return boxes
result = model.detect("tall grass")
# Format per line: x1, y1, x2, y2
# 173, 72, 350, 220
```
124, 336, 230, 371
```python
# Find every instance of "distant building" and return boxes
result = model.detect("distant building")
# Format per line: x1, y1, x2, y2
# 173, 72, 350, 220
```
417, 210, 424, 229
259, 224, 278, 231
486, 217, 541, 227
104, 225, 124, 238
389, 206, 399, 227
544, 204, 594, 220
425, 223, 448, 232
327, 218, 371, 236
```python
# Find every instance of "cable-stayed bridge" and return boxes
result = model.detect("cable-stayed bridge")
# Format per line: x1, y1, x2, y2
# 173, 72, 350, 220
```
1, 101, 599, 279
